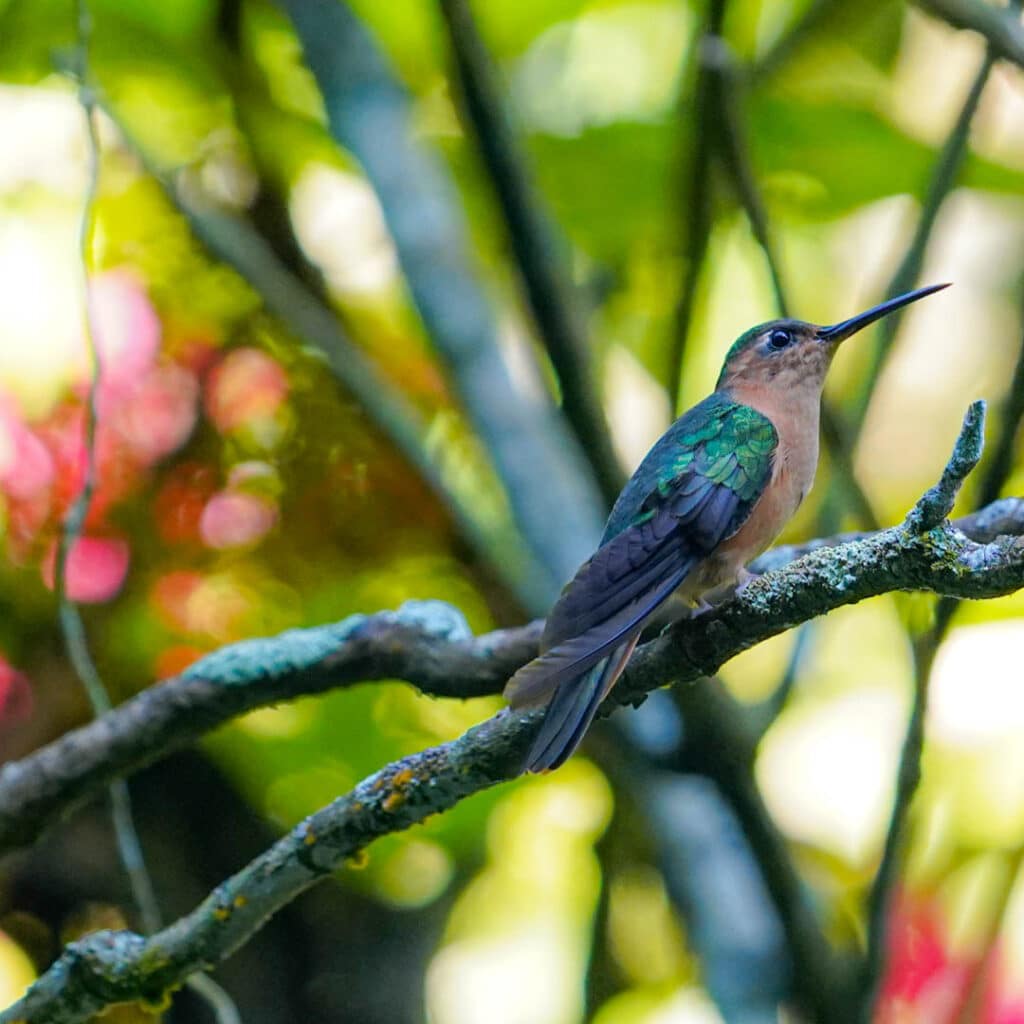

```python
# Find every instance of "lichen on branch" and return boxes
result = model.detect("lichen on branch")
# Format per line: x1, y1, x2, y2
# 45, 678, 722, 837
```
3, 405, 1024, 1024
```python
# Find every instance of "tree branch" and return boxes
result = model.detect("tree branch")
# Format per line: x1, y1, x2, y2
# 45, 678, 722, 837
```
89, 101, 550, 615
279, 0, 607, 595
915, 0, 1024, 70
64, 0, 166, 941
665, 681, 851, 1022
2, 486, 1019, 855
711, 44, 788, 319
977, 307, 1024, 508
849, 51, 995, 428
3, 405, 1024, 1021
0, 602, 538, 852
644, 774, 790, 1024
436, 0, 624, 506
668, 0, 726, 413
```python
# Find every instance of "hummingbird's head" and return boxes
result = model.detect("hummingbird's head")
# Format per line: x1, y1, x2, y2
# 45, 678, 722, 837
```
715, 283, 950, 393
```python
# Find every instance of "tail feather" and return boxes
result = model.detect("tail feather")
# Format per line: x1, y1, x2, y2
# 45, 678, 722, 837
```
525, 632, 640, 772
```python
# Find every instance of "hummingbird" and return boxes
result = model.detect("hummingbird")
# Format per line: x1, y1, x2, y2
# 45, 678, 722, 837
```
505, 283, 950, 773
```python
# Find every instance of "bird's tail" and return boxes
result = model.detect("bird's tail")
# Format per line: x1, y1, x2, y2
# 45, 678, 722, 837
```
522, 632, 640, 773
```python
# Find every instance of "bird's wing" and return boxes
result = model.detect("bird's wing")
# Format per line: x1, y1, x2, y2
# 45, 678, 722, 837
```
504, 402, 776, 709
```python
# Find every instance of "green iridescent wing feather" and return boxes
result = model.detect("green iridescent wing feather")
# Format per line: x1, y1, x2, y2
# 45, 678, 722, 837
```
505, 395, 777, 711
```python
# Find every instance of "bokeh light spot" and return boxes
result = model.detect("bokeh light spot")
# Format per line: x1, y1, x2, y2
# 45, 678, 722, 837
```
42, 535, 131, 604
205, 348, 288, 435
199, 491, 278, 550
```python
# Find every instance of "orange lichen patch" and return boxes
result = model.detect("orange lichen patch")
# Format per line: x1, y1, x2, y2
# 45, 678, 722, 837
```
212, 906, 230, 922
303, 830, 317, 846
141, 988, 177, 1013
346, 849, 369, 869
391, 768, 415, 788
383, 791, 405, 812
232, 895, 247, 909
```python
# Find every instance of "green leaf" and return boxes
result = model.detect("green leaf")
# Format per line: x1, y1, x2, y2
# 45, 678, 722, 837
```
750, 97, 1024, 218
523, 98, 1024, 258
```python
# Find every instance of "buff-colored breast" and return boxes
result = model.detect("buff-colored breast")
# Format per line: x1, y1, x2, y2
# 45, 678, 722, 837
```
680, 382, 821, 601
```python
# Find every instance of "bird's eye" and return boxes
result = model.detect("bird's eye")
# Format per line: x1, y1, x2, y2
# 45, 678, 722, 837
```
767, 329, 791, 351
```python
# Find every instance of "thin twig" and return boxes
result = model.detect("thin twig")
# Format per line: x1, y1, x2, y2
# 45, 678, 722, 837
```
849, 51, 995, 430
4, 485, 1021, 857
9, 404, 1019, 1023
750, 624, 814, 737
668, 0, 726, 413
859, 401, 987, 1020
64, 11, 241, 1021
819, 402, 881, 531
750, 0, 842, 81
713, 53, 788, 318
281, 0, 607, 593
436, 0, 623, 506
915, 0, 1024, 70
62, 0, 162, 938
977, 308, 1024, 508
706, 37, 881, 532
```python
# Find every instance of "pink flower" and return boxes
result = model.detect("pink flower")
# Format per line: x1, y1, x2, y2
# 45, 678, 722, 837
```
42, 535, 131, 604
80, 271, 161, 412
114, 363, 199, 465
199, 491, 278, 550
0, 406, 54, 500
876, 889, 970, 1023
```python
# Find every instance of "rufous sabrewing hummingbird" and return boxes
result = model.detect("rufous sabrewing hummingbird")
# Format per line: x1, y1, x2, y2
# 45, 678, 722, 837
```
505, 283, 950, 772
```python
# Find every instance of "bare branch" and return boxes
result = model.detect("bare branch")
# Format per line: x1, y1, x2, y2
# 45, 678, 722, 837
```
710, 43, 788, 319
279, 0, 607, 594
0, 602, 539, 852
3, 407, 1024, 1022
668, 1, 725, 413
66, 0, 163, 942
90, 100, 550, 614
905, 400, 987, 532
915, 0, 1024, 70
849, 53, 995, 428
977, 306, 1024, 508
436, 0, 624, 505
2, 494, 1021, 855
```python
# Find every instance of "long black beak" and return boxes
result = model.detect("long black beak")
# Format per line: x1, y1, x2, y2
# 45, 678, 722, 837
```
817, 282, 951, 344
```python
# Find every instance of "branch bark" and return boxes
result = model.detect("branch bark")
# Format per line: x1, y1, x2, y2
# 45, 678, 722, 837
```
436, 0, 624, 506
915, 0, 1024, 70
3, 406, 1024, 1022
2, 498, 1021, 856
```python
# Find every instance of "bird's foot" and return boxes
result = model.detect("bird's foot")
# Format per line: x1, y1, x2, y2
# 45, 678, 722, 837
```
688, 596, 716, 619
733, 567, 758, 596
688, 569, 761, 619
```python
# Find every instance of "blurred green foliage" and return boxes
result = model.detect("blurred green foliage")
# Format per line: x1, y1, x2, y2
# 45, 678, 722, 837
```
1, 0, 1024, 1021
